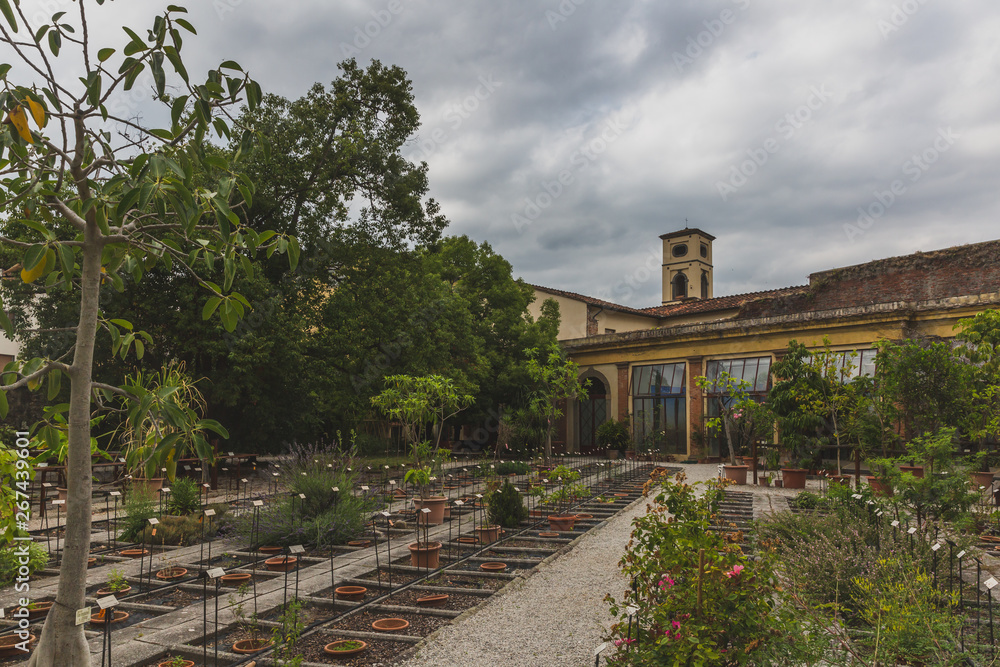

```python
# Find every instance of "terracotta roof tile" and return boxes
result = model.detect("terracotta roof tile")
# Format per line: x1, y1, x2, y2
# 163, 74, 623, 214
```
641, 285, 808, 318
530, 285, 655, 317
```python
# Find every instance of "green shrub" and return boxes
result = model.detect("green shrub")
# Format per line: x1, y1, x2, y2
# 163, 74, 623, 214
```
495, 461, 530, 476
166, 476, 201, 515
0, 542, 48, 585
120, 485, 157, 542
139, 506, 229, 546
487, 481, 528, 528
238, 465, 374, 548
596, 418, 631, 450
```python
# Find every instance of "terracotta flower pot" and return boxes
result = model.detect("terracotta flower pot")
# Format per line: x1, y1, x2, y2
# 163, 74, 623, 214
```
157, 660, 195, 667
416, 594, 449, 608
16, 601, 52, 620
258, 545, 283, 555
96, 585, 131, 596
132, 477, 165, 494
899, 465, 924, 479
780, 468, 808, 489
0, 633, 35, 658
548, 515, 576, 531
866, 476, 893, 497
971, 471, 995, 488
408, 541, 442, 568
264, 556, 298, 572
538, 531, 561, 538
219, 573, 251, 585
324, 639, 368, 658
56, 487, 68, 502
413, 496, 448, 525
480, 561, 507, 572
334, 586, 367, 601
475, 525, 501, 543
90, 609, 129, 625
347, 540, 372, 548
371, 617, 409, 632
232, 638, 274, 654
723, 465, 749, 485
119, 548, 149, 558
574, 513, 594, 520
457, 536, 479, 545
87, 557, 98, 567
156, 567, 188, 581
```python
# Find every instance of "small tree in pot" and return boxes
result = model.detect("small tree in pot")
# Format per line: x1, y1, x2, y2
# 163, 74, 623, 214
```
596, 418, 631, 459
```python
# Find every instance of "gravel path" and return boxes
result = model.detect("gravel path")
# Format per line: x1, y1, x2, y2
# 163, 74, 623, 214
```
395, 464, 725, 667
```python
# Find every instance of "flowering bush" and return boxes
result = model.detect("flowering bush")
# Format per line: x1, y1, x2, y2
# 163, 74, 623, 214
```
604, 470, 823, 665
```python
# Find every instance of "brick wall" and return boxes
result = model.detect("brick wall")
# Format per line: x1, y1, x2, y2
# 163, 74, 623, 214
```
741, 240, 1000, 318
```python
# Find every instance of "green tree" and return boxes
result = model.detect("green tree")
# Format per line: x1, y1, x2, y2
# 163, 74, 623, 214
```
695, 371, 773, 466
0, 5, 289, 663
524, 343, 589, 463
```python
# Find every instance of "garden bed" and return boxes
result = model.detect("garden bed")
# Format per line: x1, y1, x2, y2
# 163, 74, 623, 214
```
296, 632, 415, 665
384, 588, 486, 611
328, 609, 450, 637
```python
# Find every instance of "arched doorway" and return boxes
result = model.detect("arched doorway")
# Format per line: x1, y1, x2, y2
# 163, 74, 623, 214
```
578, 377, 609, 454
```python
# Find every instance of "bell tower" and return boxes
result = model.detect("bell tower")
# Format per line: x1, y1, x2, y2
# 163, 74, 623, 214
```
661, 228, 715, 305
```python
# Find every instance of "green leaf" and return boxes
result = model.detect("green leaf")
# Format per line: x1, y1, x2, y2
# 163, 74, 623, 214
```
0, 0, 17, 33
46, 369, 61, 401
163, 45, 188, 85
150, 52, 165, 97
48, 30, 61, 57
34, 24, 50, 43
170, 94, 187, 127
201, 297, 222, 320
116, 186, 141, 218
175, 18, 196, 34
97, 47, 115, 62
56, 244, 74, 277
23, 244, 46, 271
108, 318, 133, 331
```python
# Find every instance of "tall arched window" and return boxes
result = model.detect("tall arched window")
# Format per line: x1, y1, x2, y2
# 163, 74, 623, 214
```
578, 377, 608, 453
671, 272, 688, 300
701, 271, 709, 299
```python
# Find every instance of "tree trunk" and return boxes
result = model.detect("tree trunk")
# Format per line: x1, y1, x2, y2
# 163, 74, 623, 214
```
722, 415, 737, 466
27, 224, 101, 667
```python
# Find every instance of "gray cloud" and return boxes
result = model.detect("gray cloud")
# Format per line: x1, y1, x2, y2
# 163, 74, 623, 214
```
13, 0, 1000, 308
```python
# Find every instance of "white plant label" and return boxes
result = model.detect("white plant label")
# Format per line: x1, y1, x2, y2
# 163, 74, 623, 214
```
148, 518, 159, 525
454, 500, 464, 506
932, 543, 942, 551
381, 511, 391, 517
626, 604, 639, 617
891, 520, 899, 527
97, 596, 118, 609
389, 480, 396, 485
75, 607, 91, 626
208, 568, 225, 579
289, 545, 305, 554
594, 642, 608, 656
907, 527, 917, 534
161, 488, 171, 494
110, 491, 121, 497
987, 577, 999, 590
851, 494, 862, 500
42, 482, 52, 488
241, 479, 248, 484
253, 500, 264, 507
229, 451, 235, 456
475, 494, 483, 499
361, 486, 370, 491
52, 500, 65, 506
958, 550, 967, 560
332, 487, 339, 493
299, 494, 306, 499
272, 472, 279, 477
204, 509, 216, 517
421, 508, 431, 514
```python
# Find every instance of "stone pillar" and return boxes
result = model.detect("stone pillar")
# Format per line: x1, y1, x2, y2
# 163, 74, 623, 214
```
615, 362, 630, 422
687, 356, 704, 459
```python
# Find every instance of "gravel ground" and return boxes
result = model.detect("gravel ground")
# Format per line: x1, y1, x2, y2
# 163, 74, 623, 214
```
395, 463, 837, 667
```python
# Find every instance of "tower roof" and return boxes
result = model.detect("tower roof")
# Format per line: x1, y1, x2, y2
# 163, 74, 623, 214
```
659, 228, 715, 241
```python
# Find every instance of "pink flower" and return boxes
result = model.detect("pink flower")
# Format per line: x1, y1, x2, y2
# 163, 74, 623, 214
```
672, 621, 681, 629
724, 564, 744, 578
614, 638, 637, 647
658, 576, 675, 589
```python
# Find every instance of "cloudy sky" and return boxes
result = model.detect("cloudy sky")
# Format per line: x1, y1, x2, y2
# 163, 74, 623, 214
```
16, 0, 1000, 307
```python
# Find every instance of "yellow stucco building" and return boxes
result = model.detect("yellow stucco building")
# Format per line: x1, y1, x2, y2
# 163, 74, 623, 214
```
528, 228, 1000, 458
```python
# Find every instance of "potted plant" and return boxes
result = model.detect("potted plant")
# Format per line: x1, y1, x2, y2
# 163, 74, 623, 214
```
156, 555, 188, 581
96, 568, 131, 597
865, 457, 897, 497
546, 465, 581, 531
324, 639, 368, 658
157, 657, 195, 667
228, 582, 273, 654
597, 418, 631, 460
